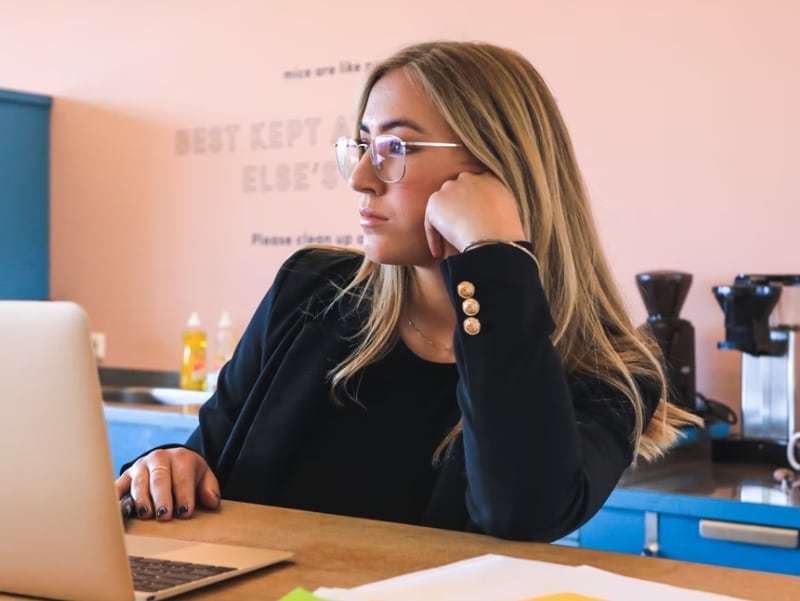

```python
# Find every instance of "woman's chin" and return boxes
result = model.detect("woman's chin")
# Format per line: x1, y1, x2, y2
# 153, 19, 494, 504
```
364, 247, 438, 267
360, 237, 392, 264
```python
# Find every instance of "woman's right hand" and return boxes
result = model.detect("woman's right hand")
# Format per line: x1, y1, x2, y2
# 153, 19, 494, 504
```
425, 171, 526, 259
115, 447, 221, 521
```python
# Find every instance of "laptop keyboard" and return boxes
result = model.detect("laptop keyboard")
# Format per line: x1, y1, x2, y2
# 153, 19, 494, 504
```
130, 555, 236, 592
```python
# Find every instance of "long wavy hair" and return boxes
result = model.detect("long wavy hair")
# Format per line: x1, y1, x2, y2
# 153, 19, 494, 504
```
327, 41, 699, 461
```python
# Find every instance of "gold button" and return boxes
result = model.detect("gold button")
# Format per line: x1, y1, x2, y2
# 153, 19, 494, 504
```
462, 298, 480, 316
457, 281, 475, 299
463, 317, 481, 335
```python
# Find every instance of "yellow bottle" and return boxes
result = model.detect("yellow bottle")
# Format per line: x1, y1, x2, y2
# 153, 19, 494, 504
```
180, 312, 207, 390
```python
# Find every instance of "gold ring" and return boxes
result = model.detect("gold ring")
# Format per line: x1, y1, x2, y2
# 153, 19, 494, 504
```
150, 465, 171, 474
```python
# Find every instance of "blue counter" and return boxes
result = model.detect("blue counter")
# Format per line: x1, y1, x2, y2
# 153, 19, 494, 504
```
103, 404, 198, 475
578, 442, 800, 575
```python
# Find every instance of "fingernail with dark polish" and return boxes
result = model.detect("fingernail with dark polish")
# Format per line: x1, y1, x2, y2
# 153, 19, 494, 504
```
138, 506, 148, 517
157, 506, 168, 518
178, 505, 189, 516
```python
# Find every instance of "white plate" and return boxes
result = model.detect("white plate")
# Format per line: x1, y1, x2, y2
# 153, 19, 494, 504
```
150, 387, 212, 406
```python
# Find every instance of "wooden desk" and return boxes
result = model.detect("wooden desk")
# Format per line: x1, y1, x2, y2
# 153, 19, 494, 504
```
122, 501, 797, 600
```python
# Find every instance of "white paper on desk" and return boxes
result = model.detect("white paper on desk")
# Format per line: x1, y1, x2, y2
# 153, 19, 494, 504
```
314, 553, 747, 601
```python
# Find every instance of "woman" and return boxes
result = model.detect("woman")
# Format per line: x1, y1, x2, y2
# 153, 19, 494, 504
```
117, 41, 699, 541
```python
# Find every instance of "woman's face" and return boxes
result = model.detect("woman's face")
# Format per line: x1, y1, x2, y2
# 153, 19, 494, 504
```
350, 68, 476, 266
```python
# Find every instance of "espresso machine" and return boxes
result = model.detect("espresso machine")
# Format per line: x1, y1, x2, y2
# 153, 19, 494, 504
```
636, 271, 697, 412
712, 274, 800, 465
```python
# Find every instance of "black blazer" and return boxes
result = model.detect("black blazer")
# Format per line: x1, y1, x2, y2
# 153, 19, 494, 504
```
183, 245, 658, 541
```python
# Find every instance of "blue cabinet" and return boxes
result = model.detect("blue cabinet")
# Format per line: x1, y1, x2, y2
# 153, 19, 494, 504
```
579, 506, 648, 555
575, 463, 800, 576
0, 89, 52, 299
659, 513, 799, 574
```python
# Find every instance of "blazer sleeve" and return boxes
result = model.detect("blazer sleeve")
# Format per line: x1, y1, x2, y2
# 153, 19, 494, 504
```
184, 248, 360, 474
440, 243, 658, 541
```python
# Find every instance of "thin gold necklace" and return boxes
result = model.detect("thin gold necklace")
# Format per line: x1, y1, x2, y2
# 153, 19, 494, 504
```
406, 318, 453, 353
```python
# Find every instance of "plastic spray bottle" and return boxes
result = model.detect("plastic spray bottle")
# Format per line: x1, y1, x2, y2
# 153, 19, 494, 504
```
180, 312, 207, 391
207, 311, 235, 391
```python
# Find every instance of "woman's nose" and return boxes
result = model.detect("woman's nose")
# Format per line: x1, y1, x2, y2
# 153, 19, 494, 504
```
348, 152, 384, 195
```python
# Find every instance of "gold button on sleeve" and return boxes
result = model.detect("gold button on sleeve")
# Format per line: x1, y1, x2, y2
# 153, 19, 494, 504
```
461, 298, 480, 316
457, 281, 475, 299
463, 317, 481, 335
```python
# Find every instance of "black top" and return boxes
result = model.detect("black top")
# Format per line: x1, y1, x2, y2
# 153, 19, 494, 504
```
275, 342, 459, 524
134, 245, 661, 541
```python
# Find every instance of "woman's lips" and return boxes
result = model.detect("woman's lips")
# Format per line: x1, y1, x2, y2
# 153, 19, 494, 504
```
359, 207, 389, 227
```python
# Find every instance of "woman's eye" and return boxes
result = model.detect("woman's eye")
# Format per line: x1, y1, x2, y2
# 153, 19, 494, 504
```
387, 139, 404, 156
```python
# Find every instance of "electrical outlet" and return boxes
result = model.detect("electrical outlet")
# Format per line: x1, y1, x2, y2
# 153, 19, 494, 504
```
90, 332, 106, 361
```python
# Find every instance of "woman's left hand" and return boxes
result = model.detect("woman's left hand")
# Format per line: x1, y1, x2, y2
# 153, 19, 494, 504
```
424, 171, 526, 259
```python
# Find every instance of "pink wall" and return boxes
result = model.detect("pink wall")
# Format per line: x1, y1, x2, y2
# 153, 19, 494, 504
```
1, 1, 798, 415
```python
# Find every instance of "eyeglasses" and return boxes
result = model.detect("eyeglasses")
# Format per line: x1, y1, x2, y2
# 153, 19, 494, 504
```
334, 134, 462, 183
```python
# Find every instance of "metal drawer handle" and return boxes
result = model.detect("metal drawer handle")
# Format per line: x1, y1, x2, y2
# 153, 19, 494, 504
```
699, 519, 799, 549
641, 511, 660, 557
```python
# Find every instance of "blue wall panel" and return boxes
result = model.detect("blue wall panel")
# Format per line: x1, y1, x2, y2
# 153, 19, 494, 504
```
0, 89, 52, 299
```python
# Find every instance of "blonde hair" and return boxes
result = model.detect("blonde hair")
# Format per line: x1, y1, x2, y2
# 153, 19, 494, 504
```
328, 41, 699, 461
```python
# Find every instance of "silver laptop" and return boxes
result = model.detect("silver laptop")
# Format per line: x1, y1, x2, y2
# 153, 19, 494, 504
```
0, 301, 293, 601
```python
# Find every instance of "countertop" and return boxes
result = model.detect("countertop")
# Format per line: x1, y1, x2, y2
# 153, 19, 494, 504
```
610, 440, 800, 526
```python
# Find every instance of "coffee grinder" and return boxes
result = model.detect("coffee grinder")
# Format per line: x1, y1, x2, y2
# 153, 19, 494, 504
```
636, 270, 697, 412
712, 274, 800, 465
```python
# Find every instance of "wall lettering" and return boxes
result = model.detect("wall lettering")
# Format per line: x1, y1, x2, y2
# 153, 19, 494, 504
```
251, 232, 363, 247
242, 160, 338, 193
172, 58, 371, 257
175, 125, 240, 155
176, 115, 352, 193
282, 59, 374, 80
249, 118, 322, 150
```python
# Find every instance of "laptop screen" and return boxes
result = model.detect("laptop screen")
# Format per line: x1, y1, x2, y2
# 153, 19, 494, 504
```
0, 301, 135, 600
